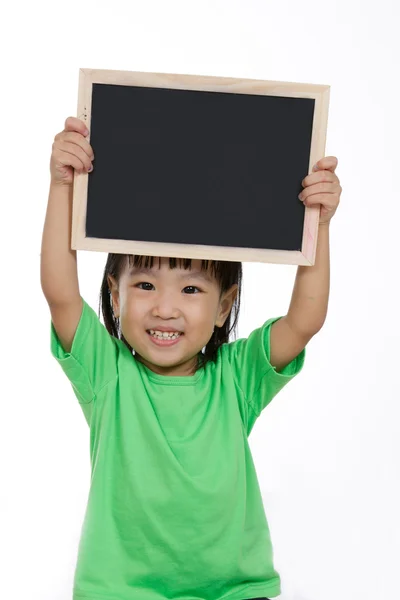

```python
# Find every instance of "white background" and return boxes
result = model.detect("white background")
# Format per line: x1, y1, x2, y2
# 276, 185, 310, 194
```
1, 1, 399, 599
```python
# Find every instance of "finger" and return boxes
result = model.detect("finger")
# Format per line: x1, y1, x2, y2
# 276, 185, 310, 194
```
302, 170, 338, 188
56, 140, 93, 172
51, 141, 87, 174
64, 116, 89, 137
59, 149, 88, 174
313, 156, 338, 173
301, 193, 337, 207
299, 182, 341, 200
55, 130, 94, 160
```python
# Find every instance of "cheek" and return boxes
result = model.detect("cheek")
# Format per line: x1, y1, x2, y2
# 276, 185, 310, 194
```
191, 298, 219, 326
120, 297, 143, 326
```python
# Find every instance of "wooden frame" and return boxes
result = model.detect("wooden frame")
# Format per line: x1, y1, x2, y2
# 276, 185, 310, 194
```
72, 68, 330, 266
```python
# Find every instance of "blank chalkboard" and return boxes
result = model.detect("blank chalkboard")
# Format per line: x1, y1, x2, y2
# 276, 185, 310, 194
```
72, 69, 330, 266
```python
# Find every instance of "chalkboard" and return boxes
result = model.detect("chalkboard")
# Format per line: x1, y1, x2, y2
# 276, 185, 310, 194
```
72, 69, 330, 266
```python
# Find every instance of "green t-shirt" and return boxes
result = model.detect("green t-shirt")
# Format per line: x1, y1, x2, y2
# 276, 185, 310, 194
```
51, 298, 306, 600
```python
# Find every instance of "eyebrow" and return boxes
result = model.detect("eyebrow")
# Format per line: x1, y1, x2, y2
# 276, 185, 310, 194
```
128, 266, 214, 283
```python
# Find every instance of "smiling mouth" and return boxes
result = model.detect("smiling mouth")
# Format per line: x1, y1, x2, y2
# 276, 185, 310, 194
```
147, 330, 184, 340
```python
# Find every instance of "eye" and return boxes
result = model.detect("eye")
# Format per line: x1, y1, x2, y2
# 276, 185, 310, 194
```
136, 282, 154, 291
134, 282, 201, 293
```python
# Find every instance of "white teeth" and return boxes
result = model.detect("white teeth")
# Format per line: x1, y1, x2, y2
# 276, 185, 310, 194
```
149, 330, 182, 340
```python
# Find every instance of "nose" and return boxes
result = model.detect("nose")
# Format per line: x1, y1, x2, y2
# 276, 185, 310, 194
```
151, 290, 181, 320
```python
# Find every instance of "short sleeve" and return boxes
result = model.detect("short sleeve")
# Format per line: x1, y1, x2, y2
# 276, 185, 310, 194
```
50, 298, 119, 409
225, 316, 306, 431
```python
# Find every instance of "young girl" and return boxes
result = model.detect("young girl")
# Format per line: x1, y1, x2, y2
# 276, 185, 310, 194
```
41, 117, 341, 600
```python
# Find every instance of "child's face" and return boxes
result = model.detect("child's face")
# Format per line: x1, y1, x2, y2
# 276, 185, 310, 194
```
108, 257, 237, 376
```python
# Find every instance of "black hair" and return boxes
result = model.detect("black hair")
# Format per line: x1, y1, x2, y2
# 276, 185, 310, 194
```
99, 254, 242, 369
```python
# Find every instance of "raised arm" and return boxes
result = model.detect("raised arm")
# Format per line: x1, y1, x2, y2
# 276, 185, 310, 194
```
40, 117, 94, 352
269, 156, 342, 372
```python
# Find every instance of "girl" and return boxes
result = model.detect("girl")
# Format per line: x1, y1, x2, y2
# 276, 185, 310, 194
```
41, 117, 341, 600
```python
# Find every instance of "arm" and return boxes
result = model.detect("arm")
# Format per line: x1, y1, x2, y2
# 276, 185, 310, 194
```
269, 154, 342, 373
270, 223, 330, 372
40, 183, 83, 352
41, 117, 94, 352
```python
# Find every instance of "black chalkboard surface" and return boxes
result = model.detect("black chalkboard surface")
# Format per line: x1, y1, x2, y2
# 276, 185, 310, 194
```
72, 69, 330, 266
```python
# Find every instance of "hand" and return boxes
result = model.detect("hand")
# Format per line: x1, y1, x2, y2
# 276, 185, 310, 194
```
298, 156, 342, 225
50, 116, 95, 186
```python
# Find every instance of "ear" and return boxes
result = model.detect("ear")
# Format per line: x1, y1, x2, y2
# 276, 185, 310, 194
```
215, 284, 238, 328
107, 275, 120, 318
